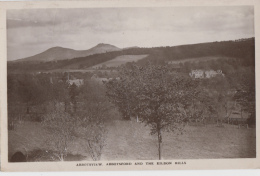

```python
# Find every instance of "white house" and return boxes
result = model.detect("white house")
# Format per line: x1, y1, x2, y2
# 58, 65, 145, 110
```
205, 70, 224, 78
91, 74, 120, 84
189, 70, 204, 79
67, 79, 84, 87
190, 69, 224, 79
91, 74, 109, 83
66, 72, 84, 87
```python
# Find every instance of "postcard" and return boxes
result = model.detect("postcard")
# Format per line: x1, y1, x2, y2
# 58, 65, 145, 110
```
0, 0, 259, 171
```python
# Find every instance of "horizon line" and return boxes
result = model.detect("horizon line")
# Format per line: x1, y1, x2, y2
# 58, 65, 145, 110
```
8, 36, 255, 61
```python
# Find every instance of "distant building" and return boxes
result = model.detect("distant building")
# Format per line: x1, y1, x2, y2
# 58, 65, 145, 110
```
91, 74, 109, 83
67, 79, 84, 87
189, 70, 204, 79
227, 89, 237, 95
189, 69, 224, 79
91, 74, 119, 84
205, 70, 224, 78
66, 72, 84, 87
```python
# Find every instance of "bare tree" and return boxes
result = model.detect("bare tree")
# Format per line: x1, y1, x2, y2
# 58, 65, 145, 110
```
42, 104, 75, 161
76, 80, 109, 160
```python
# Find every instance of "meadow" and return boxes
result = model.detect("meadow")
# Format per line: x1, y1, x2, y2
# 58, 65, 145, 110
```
168, 56, 233, 65
91, 55, 148, 69
8, 117, 256, 161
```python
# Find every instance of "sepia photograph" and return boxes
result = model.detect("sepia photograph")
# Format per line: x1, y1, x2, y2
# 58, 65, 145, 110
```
0, 0, 259, 172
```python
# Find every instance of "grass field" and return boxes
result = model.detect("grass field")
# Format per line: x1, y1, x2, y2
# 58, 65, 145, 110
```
102, 119, 256, 160
168, 56, 233, 65
91, 55, 148, 69
8, 118, 256, 161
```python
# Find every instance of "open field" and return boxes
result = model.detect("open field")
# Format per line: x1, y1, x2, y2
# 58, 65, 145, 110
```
102, 119, 256, 160
168, 56, 233, 65
91, 55, 148, 69
44, 69, 117, 73
8, 118, 256, 161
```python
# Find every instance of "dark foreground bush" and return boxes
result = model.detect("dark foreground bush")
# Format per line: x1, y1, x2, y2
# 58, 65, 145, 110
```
10, 151, 26, 162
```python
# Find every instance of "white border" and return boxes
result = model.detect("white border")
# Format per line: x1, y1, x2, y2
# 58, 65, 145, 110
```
0, 0, 259, 172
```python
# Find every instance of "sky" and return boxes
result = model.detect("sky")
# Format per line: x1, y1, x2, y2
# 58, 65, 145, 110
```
7, 6, 254, 61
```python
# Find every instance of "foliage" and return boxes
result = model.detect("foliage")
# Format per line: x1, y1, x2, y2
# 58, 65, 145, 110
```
69, 83, 79, 112
106, 65, 136, 120
76, 81, 110, 160
203, 75, 234, 122
42, 105, 76, 161
75, 110, 107, 161
232, 68, 255, 124
8, 74, 52, 114
106, 63, 192, 159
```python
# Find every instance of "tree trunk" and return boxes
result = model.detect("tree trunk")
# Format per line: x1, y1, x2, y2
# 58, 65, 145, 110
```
26, 106, 30, 114
191, 99, 195, 119
60, 154, 64, 161
157, 128, 162, 160
64, 101, 67, 112
126, 101, 131, 120
53, 101, 56, 110
123, 114, 130, 120
74, 103, 77, 113
225, 104, 228, 118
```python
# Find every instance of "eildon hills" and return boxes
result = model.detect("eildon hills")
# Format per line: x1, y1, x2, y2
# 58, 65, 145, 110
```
13, 43, 122, 62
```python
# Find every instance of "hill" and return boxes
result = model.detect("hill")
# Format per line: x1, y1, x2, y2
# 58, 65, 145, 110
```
14, 43, 121, 62
7, 38, 255, 73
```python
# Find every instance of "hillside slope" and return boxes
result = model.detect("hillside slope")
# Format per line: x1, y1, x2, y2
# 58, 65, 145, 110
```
14, 43, 121, 62
91, 54, 149, 69
8, 38, 255, 73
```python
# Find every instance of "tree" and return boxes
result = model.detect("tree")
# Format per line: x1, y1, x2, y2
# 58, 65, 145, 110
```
69, 83, 79, 113
18, 75, 40, 113
75, 103, 107, 161
9, 74, 51, 114
48, 78, 70, 112
106, 63, 189, 159
232, 68, 255, 125
42, 104, 76, 161
179, 79, 206, 122
76, 80, 110, 160
106, 65, 136, 120
202, 75, 234, 124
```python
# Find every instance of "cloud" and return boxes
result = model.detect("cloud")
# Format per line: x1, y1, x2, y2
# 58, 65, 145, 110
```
7, 6, 254, 61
